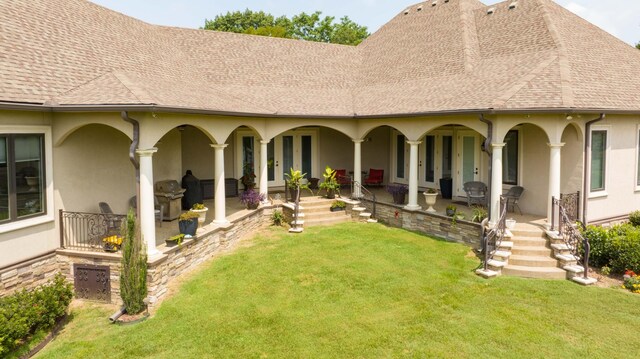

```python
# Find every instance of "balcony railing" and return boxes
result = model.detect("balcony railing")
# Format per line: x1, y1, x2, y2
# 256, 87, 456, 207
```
59, 210, 126, 252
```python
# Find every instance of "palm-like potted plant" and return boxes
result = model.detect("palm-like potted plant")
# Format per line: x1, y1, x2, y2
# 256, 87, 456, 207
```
178, 211, 199, 236
284, 168, 308, 202
423, 188, 438, 213
330, 200, 346, 212
319, 166, 340, 199
240, 189, 265, 210
386, 184, 408, 205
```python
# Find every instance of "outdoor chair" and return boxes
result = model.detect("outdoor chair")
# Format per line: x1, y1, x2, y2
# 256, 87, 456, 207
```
364, 169, 384, 187
129, 195, 164, 226
463, 181, 487, 207
98, 202, 123, 233
503, 186, 524, 215
333, 169, 351, 186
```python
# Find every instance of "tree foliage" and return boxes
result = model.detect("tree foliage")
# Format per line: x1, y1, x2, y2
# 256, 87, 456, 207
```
204, 9, 369, 45
636, 42, 640, 50
120, 209, 147, 315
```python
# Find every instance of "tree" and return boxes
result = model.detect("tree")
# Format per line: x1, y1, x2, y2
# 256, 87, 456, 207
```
636, 42, 640, 50
204, 9, 369, 45
120, 209, 147, 315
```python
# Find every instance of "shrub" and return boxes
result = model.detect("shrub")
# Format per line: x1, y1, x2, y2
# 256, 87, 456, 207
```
629, 210, 640, 227
582, 224, 640, 274
471, 207, 488, 223
0, 274, 73, 357
120, 209, 148, 315
623, 271, 640, 294
271, 209, 284, 226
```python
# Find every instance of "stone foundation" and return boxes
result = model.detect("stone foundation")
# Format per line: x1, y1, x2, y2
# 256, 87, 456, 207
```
360, 199, 482, 248
0, 252, 59, 296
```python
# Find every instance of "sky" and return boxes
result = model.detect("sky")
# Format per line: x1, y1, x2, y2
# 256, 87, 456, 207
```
90, 0, 640, 46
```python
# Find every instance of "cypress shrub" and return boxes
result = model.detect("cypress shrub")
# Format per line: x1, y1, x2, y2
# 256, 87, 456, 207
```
120, 209, 148, 314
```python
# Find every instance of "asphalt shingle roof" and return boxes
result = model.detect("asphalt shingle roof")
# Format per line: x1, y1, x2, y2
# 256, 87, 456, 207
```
1, 0, 639, 116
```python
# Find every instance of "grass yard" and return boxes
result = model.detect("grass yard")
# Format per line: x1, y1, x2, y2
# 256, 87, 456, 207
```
38, 223, 640, 358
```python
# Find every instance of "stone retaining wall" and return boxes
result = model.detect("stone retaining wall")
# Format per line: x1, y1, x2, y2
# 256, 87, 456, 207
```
0, 252, 59, 297
360, 200, 482, 248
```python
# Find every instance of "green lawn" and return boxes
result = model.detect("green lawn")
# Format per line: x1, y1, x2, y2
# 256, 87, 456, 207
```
38, 223, 640, 358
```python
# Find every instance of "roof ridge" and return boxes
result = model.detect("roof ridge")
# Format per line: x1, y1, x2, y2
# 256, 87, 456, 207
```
111, 71, 151, 104
537, 0, 575, 108
459, 0, 482, 72
492, 54, 559, 108
50, 71, 142, 105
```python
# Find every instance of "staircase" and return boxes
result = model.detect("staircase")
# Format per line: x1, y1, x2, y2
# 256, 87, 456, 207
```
283, 197, 352, 231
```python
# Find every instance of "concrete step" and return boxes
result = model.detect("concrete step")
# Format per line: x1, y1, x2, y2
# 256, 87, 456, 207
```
550, 243, 571, 253
502, 264, 567, 279
508, 254, 557, 267
487, 259, 507, 270
510, 228, 546, 238
511, 246, 553, 256
493, 250, 512, 261
288, 227, 304, 233
304, 211, 349, 221
290, 220, 305, 226
476, 269, 500, 278
562, 265, 585, 278
510, 237, 548, 247
572, 276, 598, 286
367, 219, 378, 223
498, 241, 514, 250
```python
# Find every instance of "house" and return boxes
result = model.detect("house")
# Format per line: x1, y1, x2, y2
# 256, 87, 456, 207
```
1, 0, 639, 298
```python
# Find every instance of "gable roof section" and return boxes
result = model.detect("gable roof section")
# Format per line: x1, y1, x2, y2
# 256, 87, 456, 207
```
1, 0, 639, 116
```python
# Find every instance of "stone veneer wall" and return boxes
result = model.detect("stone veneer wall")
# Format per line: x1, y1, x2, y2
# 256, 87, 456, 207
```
0, 252, 59, 296
360, 199, 482, 248
0, 207, 272, 306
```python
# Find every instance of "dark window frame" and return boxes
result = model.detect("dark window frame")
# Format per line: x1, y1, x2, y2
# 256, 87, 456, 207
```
0, 133, 47, 224
590, 130, 607, 192
502, 130, 519, 185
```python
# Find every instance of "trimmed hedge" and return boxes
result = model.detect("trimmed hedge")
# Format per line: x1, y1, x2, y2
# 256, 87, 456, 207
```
583, 224, 640, 274
0, 274, 73, 356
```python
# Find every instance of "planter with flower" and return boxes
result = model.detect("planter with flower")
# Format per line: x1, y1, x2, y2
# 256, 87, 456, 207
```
386, 184, 408, 205
241, 189, 266, 209
102, 235, 123, 252
330, 200, 346, 212
446, 204, 457, 217
423, 188, 438, 213
284, 168, 309, 202
165, 233, 185, 247
178, 211, 199, 236
191, 203, 208, 226
319, 166, 340, 199
623, 270, 640, 294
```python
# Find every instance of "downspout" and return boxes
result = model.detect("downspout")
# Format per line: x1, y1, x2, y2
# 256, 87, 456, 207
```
121, 111, 141, 219
479, 114, 493, 215
582, 113, 605, 225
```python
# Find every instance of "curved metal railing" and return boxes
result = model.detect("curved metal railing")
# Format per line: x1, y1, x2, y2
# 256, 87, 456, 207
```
351, 181, 376, 219
552, 197, 590, 279
481, 196, 508, 271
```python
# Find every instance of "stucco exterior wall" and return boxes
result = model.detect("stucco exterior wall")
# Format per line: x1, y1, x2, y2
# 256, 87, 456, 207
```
153, 128, 182, 183
181, 126, 215, 179
318, 127, 353, 172
560, 124, 583, 194
520, 124, 550, 216
587, 115, 640, 222
362, 127, 391, 183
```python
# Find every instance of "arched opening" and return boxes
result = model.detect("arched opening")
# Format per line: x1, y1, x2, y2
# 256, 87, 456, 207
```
560, 123, 584, 218
55, 124, 134, 214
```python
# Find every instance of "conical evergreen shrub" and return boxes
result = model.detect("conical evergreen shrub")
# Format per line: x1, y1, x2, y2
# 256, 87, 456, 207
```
120, 209, 147, 314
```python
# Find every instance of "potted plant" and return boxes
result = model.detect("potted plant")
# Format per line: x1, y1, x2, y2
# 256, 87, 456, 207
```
241, 189, 265, 209
178, 211, 199, 236
330, 200, 346, 212
386, 184, 408, 205
102, 235, 123, 252
423, 188, 438, 213
319, 166, 340, 199
471, 206, 488, 223
446, 204, 457, 217
165, 233, 185, 247
191, 203, 208, 226
505, 218, 517, 230
284, 168, 308, 202
240, 162, 256, 190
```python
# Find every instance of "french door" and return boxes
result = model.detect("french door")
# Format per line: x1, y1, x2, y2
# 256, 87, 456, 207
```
418, 132, 453, 189
456, 131, 480, 197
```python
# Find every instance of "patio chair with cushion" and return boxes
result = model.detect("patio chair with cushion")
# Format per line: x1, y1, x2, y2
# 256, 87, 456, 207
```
364, 169, 384, 187
463, 181, 487, 207
129, 196, 164, 226
333, 169, 351, 186
503, 186, 524, 215
98, 202, 123, 232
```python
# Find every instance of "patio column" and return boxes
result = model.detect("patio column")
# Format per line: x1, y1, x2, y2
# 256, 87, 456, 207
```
405, 140, 422, 211
136, 148, 160, 257
259, 140, 270, 204
490, 143, 506, 226
211, 144, 229, 224
352, 139, 364, 198
547, 143, 565, 225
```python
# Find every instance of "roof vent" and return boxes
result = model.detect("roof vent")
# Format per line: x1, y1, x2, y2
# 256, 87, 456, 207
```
487, 7, 495, 15
508, 1, 518, 9
444, 0, 449, 2
432, 1, 438, 6
404, 9, 410, 15
417, 6, 423, 11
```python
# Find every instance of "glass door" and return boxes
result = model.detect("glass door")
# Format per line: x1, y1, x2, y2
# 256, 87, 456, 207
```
456, 132, 480, 197
393, 132, 409, 184
419, 135, 436, 188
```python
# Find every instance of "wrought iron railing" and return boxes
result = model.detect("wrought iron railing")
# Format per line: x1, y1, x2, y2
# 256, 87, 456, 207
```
351, 181, 376, 219
551, 197, 590, 279
59, 210, 126, 252
481, 196, 507, 271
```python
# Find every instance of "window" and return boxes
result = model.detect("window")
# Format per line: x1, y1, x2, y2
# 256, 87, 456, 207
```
424, 135, 435, 182
442, 135, 452, 178
590, 130, 607, 192
0, 134, 46, 223
502, 130, 518, 185
396, 134, 405, 178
